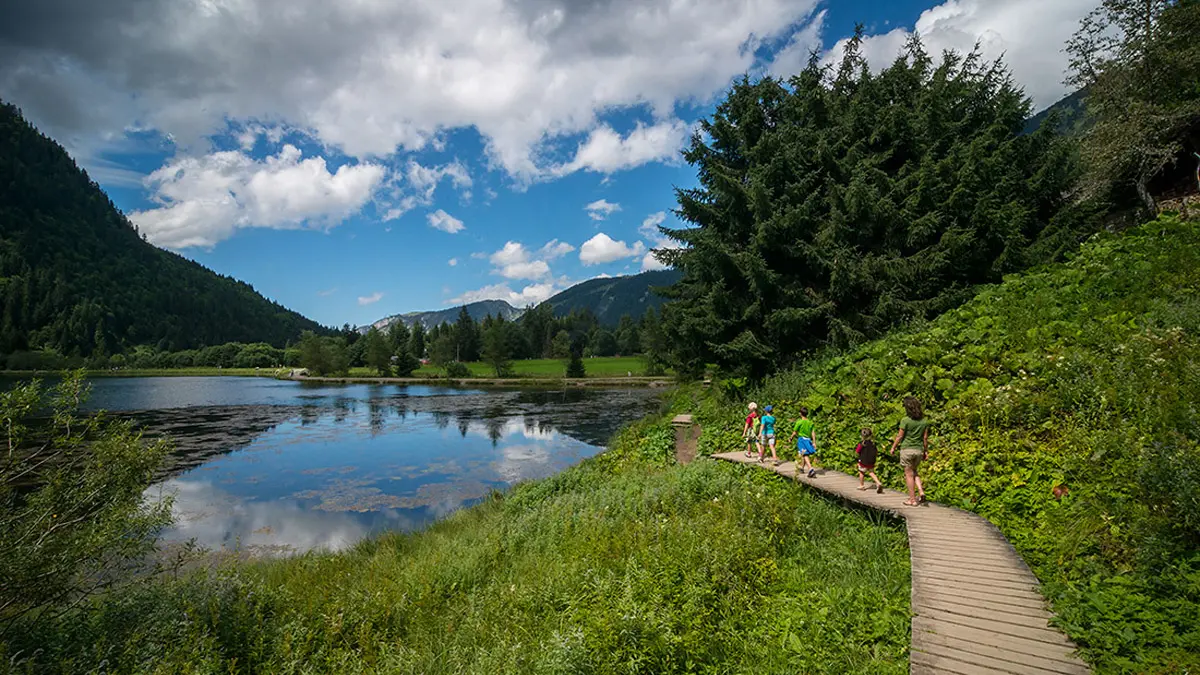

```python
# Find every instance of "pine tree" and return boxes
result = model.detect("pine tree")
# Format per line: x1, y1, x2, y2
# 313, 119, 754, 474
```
453, 307, 481, 362
386, 321, 410, 354
408, 322, 427, 361
363, 327, 392, 376
482, 316, 514, 377
659, 34, 1080, 378
565, 342, 586, 378
393, 342, 420, 377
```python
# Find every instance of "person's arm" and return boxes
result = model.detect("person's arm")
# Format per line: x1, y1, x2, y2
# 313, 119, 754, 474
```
811, 427, 817, 451
891, 425, 905, 454
922, 427, 929, 457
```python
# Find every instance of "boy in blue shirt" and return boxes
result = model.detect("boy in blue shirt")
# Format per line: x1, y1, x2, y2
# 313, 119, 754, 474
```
758, 405, 779, 465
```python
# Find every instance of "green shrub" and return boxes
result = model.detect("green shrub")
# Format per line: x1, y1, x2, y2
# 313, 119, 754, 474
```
0, 371, 171, 635
695, 216, 1200, 672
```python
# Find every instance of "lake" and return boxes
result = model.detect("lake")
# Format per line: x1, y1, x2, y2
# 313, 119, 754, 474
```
71, 377, 659, 556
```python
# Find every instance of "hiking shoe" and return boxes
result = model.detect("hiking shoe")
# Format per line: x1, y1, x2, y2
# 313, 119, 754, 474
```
808, 469, 816, 478
876, 484, 884, 494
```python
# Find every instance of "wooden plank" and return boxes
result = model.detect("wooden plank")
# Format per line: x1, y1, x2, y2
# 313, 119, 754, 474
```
710, 453, 1091, 674
913, 616, 1081, 657
912, 645, 1084, 675
913, 630, 1091, 674
917, 597, 1060, 631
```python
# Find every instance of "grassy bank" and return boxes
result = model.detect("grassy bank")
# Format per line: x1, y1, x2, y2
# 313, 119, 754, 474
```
681, 216, 1200, 673
1, 367, 283, 378
5, 419, 910, 673
355, 356, 662, 379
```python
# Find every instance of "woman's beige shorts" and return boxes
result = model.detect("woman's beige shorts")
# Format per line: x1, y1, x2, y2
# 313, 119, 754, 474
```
900, 448, 924, 469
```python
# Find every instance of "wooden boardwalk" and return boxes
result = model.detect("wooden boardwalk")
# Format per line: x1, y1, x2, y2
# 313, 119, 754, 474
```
711, 452, 1091, 675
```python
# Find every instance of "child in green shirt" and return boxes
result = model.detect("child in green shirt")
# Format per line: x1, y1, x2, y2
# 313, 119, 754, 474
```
789, 407, 819, 479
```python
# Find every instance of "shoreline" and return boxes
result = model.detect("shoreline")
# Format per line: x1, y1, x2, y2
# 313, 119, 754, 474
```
0, 369, 679, 388
288, 374, 677, 388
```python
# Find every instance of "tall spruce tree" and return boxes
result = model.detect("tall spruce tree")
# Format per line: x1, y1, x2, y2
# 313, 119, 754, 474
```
363, 327, 392, 376
453, 307, 481, 362
408, 322, 427, 361
482, 315, 515, 377
659, 34, 1079, 378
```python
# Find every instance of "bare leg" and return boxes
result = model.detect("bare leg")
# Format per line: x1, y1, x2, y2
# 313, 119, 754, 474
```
869, 470, 881, 489
915, 473, 925, 500
858, 469, 865, 487
904, 466, 917, 503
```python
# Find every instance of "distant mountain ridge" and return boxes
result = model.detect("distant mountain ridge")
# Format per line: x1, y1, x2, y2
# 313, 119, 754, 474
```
363, 299, 524, 332
1024, 88, 1089, 136
0, 102, 327, 356
539, 269, 680, 326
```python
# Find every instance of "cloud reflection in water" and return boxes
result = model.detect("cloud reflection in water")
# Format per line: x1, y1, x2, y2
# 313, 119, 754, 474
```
140, 387, 653, 557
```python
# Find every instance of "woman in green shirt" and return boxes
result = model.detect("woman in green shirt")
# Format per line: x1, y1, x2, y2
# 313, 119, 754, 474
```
890, 397, 930, 506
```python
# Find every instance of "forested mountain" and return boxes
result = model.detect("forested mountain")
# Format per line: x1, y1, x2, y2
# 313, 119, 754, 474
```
364, 299, 523, 333
0, 103, 327, 357
539, 270, 679, 326
1023, 88, 1089, 136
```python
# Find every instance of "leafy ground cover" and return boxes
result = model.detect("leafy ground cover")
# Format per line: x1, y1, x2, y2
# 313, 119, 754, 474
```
4, 419, 910, 674
683, 216, 1200, 673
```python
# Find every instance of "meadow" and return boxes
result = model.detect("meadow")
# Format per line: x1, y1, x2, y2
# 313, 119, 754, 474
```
5, 418, 911, 674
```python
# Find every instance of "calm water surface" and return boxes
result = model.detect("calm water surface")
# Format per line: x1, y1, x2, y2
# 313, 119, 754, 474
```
78, 377, 658, 556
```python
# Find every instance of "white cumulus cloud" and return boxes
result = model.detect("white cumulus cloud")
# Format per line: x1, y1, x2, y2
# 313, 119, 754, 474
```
557, 120, 691, 176
539, 239, 575, 260
579, 233, 645, 266
427, 209, 465, 233
4, 0, 821, 182
819, 0, 1096, 109
129, 144, 385, 249
358, 292, 384, 306
585, 199, 622, 221
448, 258, 458, 267
451, 282, 557, 307
488, 241, 552, 280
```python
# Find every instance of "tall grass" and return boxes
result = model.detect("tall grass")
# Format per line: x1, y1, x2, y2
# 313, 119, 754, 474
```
5, 421, 910, 674
691, 215, 1200, 673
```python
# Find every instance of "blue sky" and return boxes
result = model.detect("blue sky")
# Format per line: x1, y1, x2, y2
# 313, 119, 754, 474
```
2, 0, 1096, 328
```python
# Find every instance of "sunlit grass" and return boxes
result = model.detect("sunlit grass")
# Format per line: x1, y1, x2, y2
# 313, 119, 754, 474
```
10, 429, 910, 673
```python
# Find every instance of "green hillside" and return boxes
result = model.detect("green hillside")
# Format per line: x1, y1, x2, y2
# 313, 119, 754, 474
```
540, 269, 679, 325
1023, 88, 1089, 136
685, 215, 1200, 673
0, 103, 327, 357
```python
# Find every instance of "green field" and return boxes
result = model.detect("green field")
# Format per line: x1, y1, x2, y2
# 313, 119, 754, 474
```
4, 357, 662, 381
